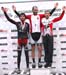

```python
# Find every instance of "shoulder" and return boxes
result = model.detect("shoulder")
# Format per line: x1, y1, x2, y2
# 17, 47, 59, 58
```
25, 19, 30, 25
42, 18, 46, 22
17, 21, 20, 23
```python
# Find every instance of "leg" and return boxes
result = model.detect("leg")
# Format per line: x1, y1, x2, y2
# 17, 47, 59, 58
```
37, 35, 43, 68
43, 35, 48, 63
30, 34, 36, 68
23, 46, 30, 75
17, 45, 22, 70
37, 43, 43, 68
48, 36, 53, 66
24, 46, 29, 68
31, 44, 36, 68
31, 44, 35, 60
44, 35, 53, 68
37, 44, 42, 60
11, 43, 22, 74
30, 34, 36, 63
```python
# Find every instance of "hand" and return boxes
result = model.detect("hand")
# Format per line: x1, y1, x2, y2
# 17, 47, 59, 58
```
54, 3, 58, 8
62, 6, 66, 11
47, 25, 49, 28
1, 7, 8, 12
1, 7, 5, 11
12, 5, 16, 11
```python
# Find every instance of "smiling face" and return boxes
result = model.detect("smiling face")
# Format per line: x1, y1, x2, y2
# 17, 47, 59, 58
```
32, 6, 38, 15
45, 10, 50, 19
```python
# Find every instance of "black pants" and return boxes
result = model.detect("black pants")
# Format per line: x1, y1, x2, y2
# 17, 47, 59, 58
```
43, 34, 53, 64
17, 45, 29, 69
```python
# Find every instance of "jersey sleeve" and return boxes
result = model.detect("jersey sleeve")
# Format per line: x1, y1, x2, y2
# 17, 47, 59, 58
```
41, 18, 45, 26
52, 11, 65, 23
50, 7, 56, 16
25, 19, 30, 33
27, 23, 29, 33
4, 11, 17, 24
14, 10, 20, 17
25, 19, 30, 25
39, 7, 56, 19
26, 15, 31, 19
39, 14, 45, 19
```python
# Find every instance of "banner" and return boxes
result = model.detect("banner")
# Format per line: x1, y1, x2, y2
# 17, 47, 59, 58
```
0, 1, 66, 74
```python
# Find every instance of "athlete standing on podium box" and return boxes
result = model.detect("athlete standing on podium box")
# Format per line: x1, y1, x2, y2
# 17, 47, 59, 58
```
12, 3, 58, 68
42, 5, 66, 68
1, 7, 29, 74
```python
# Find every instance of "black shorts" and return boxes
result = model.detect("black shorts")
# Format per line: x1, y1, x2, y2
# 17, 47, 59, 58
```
31, 32, 41, 42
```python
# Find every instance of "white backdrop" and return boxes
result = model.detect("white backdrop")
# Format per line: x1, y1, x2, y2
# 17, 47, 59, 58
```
0, 0, 66, 74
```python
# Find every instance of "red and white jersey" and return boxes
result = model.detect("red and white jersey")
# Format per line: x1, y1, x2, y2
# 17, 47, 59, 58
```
26, 14, 45, 33
42, 11, 65, 36
42, 17, 53, 36
31, 15, 40, 33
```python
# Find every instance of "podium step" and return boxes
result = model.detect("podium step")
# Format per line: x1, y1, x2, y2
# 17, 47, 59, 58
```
30, 69, 50, 75
8, 69, 30, 75
7, 69, 66, 75
30, 69, 66, 75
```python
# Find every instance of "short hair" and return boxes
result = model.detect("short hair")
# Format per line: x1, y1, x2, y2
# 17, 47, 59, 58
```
45, 10, 50, 13
32, 6, 38, 10
19, 13, 26, 18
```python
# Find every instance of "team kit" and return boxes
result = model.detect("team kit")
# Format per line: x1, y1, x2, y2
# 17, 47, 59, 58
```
1, 2, 66, 74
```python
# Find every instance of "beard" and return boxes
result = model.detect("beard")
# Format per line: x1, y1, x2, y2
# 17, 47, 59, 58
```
46, 16, 49, 19
33, 12, 38, 15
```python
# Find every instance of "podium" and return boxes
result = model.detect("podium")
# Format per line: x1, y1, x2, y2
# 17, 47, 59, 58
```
30, 69, 50, 75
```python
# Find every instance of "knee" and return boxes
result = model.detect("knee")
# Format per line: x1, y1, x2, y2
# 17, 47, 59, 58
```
38, 45, 42, 51
32, 44, 35, 50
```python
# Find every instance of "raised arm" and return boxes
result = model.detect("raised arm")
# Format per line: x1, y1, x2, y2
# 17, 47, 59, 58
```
50, 3, 58, 16
12, 5, 20, 17
52, 6, 66, 23
1, 7, 17, 25
12, 5, 31, 20
38, 3, 58, 19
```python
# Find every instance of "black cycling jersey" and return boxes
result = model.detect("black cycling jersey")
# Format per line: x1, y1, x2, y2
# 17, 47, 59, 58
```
4, 11, 29, 39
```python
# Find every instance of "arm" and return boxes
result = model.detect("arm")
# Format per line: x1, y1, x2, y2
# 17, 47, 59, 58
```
50, 3, 58, 16
27, 23, 29, 33
39, 7, 56, 18
12, 5, 31, 19
52, 6, 66, 22
14, 10, 20, 17
4, 12, 17, 24
39, 3, 58, 18
12, 5, 20, 17
1, 7, 17, 24
50, 8, 56, 16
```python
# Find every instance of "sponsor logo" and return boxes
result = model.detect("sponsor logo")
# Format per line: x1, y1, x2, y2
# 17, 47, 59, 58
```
62, 54, 66, 56
0, 29, 8, 32
59, 27, 66, 30
0, 37, 7, 39
12, 42, 17, 45
2, 62, 8, 64
61, 41, 66, 43
3, 68, 8, 70
1, 49, 8, 52
60, 34, 66, 37
61, 48, 66, 50
0, 43, 8, 46
1, 56, 7, 58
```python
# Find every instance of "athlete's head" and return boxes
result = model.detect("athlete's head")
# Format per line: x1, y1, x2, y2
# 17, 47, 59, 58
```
32, 6, 38, 15
45, 10, 50, 19
19, 13, 26, 22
